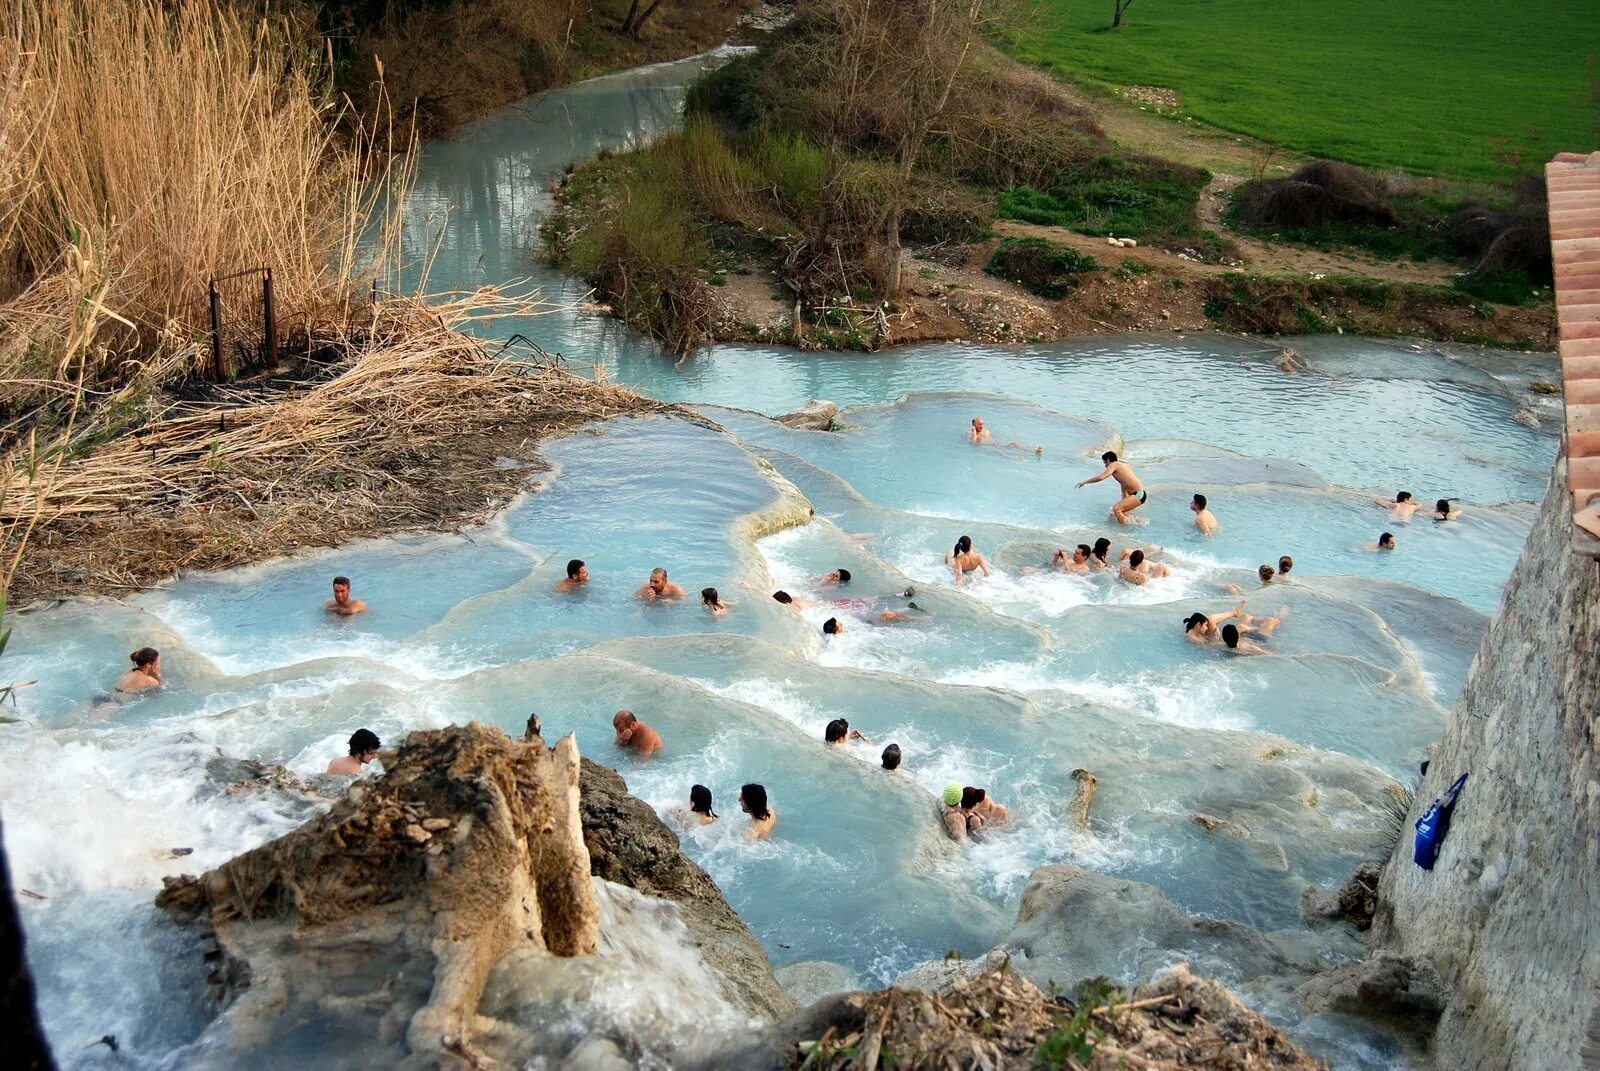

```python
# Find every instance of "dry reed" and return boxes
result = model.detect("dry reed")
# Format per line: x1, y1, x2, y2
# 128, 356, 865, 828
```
0, 0, 408, 399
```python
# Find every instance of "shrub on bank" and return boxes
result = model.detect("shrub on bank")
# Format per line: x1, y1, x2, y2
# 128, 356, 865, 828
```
985, 238, 1101, 299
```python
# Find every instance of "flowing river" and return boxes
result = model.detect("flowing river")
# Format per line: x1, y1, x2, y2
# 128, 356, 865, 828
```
1, 53, 1563, 1070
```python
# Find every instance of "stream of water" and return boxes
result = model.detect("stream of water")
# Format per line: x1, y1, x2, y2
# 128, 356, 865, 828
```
1, 53, 1562, 1070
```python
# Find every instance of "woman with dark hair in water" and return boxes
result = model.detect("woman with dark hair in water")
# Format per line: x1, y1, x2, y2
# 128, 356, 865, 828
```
946, 534, 992, 586
1089, 537, 1113, 570
824, 718, 868, 745
115, 648, 162, 693
740, 783, 776, 839
1433, 499, 1461, 521
689, 784, 718, 824
701, 587, 729, 616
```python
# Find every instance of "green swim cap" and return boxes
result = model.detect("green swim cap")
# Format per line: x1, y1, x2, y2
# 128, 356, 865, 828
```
943, 782, 962, 807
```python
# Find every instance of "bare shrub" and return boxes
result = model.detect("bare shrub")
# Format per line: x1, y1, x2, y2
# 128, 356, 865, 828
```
1235, 160, 1401, 230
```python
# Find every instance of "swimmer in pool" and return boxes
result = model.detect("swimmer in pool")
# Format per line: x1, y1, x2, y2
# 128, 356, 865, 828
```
824, 718, 870, 746
1183, 601, 1281, 644
971, 417, 1044, 454
701, 587, 729, 616
115, 647, 163, 693
1076, 451, 1145, 524
1190, 493, 1219, 537
1220, 623, 1268, 655
881, 743, 903, 770
740, 783, 776, 839
947, 535, 992, 586
1279, 554, 1295, 578
637, 567, 687, 600
1223, 563, 1277, 594
1373, 491, 1421, 521
1433, 499, 1462, 521
771, 590, 809, 610
1052, 545, 1093, 574
671, 784, 718, 826
556, 559, 590, 592
327, 728, 381, 776
1366, 532, 1397, 552
325, 575, 368, 616
1089, 537, 1114, 570
941, 783, 972, 843
962, 786, 1009, 831
613, 710, 664, 757
1118, 548, 1171, 585
818, 568, 852, 587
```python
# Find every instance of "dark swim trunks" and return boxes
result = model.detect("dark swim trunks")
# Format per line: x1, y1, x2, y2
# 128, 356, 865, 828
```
1137, 490, 1148, 503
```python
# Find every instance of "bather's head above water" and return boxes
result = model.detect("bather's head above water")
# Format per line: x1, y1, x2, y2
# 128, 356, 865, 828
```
881, 743, 902, 770
1258, 564, 1277, 584
1092, 537, 1111, 563
326, 576, 367, 616
824, 718, 849, 744
1379, 532, 1396, 550
823, 617, 843, 636
115, 647, 163, 693
1277, 554, 1294, 577
558, 558, 590, 591
327, 728, 381, 776
820, 568, 852, 586
689, 783, 717, 820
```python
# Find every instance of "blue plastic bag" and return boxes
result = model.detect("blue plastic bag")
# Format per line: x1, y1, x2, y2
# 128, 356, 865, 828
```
1413, 771, 1468, 870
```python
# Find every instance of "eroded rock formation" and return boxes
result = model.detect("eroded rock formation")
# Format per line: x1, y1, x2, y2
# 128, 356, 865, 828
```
159, 723, 600, 1070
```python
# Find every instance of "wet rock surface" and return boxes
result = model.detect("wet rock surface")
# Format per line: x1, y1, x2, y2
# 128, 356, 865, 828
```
774, 400, 838, 430
1302, 860, 1382, 930
578, 757, 795, 1020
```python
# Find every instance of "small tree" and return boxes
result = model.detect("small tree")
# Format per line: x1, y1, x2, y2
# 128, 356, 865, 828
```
1112, 0, 1134, 29
619, 0, 666, 39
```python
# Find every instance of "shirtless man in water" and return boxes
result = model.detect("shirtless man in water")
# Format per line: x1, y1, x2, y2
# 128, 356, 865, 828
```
556, 559, 590, 592
1119, 548, 1171, 585
613, 710, 664, 757
325, 576, 367, 616
1190, 493, 1219, 537
971, 417, 1043, 454
1077, 451, 1146, 524
1373, 491, 1422, 521
1052, 545, 1092, 574
637, 568, 687, 600
327, 728, 380, 776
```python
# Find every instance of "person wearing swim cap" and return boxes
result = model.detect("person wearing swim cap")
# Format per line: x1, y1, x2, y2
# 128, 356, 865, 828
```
941, 782, 970, 843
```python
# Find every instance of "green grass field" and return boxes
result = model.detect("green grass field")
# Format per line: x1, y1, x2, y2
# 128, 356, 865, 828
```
1010, 0, 1598, 180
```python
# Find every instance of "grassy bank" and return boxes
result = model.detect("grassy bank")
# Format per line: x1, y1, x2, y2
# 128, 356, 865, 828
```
1009, 0, 1597, 181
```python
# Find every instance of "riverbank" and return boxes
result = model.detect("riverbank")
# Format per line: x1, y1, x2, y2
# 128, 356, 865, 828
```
696, 223, 1557, 352
4, 294, 682, 608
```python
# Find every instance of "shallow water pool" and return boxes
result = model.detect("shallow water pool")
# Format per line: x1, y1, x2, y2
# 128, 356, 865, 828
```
1, 55, 1561, 1071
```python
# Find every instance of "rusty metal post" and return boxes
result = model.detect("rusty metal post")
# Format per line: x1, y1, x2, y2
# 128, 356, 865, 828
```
208, 277, 225, 381
263, 268, 279, 368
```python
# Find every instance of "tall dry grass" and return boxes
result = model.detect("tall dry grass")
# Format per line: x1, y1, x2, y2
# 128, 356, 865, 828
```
0, 0, 409, 403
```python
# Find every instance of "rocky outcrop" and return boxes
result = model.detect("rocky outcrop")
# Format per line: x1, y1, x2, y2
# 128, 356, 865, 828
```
1293, 950, 1445, 1025
1372, 461, 1600, 1071
687, 962, 1328, 1070
1005, 865, 1330, 992
774, 399, 838, 430
1301, 860, 1382, 930
158, 724, 602, 1070
578, 758, 795, 1020
1065, 767, 1098, 832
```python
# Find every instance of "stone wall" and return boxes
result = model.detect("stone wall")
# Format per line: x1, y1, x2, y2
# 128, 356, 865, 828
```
1373, 460, 1600, 1070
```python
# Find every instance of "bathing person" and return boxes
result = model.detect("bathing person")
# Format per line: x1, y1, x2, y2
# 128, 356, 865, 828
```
701, 587, 729, 616
818, 568, 852, 587
825, 718, 870, 745
325, 576, 368, 616
613, 710, 664, 757
1228, 562, 1277, 593
1373, 492, 1421, 521
1119, 548, 1171, 585
1369, 532, 1397, 552
327, 728, 381, 775
637, 568, 687, 600
1220, 623, 1268, 655
962, 786, 1009, 831
823, 617, 844, 636
882, 743, 902, 771
557, 559, 590, 592
1182, 602, 1254, 645
1076, 451, 1146, 524
1089, 537, 1113, 570
1191, 493, 1219, 537
115, 648, 163, 693
947, 535, 992, 585
772, 590, 808, 610
1277, 555, 1294, 578
1237, 604, 1288, 636
941, 783, 972, 843
672, 784, 718, 826
970, 417, 992, 444
1052, 545, 1092, 574
1433, 499, 1461, 521
740, 783, 777, 839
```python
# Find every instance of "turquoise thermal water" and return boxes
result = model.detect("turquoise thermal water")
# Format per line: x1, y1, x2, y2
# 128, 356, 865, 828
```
0, 52, 1562, 1071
